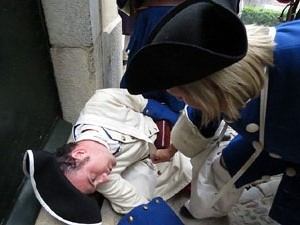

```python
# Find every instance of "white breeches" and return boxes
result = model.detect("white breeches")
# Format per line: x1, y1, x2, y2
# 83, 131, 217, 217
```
186, 143, 244, 219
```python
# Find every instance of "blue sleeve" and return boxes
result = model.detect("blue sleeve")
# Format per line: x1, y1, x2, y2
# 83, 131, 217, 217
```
163, 93, 185, 113
187, 106, 220, 138
143, 99, 179, 126
142, 90, 185, 113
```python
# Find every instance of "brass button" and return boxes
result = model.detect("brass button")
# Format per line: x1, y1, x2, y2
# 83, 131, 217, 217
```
245, 123, 259, 133
286, 167, 296, 177
128, 216, 134, 222
143, 205, 148, 210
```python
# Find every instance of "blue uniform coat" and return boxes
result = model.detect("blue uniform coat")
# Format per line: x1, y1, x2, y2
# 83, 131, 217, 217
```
222, 20, 300, 225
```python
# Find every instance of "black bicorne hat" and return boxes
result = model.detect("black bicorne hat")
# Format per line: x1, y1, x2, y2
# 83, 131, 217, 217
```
23, 150, 102, 225
125, 0, 247, 94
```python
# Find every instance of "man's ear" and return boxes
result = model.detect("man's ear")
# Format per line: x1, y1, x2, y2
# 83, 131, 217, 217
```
71, 148, 87, 160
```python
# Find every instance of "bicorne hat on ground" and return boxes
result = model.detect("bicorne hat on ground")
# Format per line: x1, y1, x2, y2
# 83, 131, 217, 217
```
125, 0, 248, 95
23, 150, 102, 225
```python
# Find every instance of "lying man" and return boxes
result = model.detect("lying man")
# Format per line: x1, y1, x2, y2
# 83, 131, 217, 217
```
24, 88, 192, 225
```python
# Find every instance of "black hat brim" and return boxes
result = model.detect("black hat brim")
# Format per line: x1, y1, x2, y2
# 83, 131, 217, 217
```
126, 42, 245, 94
125, 0, 247, 94
23, 150, 102, 225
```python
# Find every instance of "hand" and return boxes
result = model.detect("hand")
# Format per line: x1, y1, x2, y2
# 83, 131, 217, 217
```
150, 149, 172, 164
150, 144, 178, 164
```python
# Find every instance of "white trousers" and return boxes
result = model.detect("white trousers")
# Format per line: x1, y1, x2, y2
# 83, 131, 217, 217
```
186, 142, 244, 219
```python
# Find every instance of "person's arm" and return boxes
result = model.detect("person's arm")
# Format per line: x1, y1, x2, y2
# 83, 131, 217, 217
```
95, 130, 156, 214
142, 90, 185, 113
96, 173, 148, 214
143, 99, 179, 126
186, 106, 220, 138
150, 106, 221, 163
171, 106, 221, 158
94, 88, 148, 112
150, 144, 178, 164
83, 88, 181, 128
99, 88, 181, 125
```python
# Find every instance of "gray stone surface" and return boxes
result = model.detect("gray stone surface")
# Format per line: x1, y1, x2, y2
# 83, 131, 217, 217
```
109, 177, 280, 225
257, 176, 281, 197
35, 175, 281, 225
239, 187, 264, 204
41, 0, 93, 46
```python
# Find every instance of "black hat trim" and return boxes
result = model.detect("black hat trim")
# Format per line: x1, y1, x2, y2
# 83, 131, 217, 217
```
23, 150, 102, 225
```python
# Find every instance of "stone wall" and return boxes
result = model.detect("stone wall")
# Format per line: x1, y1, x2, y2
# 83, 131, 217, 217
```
41, 0, 123, 124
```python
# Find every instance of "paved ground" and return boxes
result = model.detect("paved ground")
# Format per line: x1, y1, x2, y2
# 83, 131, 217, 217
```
169, 175, 281, 225
35, 174, 281, 225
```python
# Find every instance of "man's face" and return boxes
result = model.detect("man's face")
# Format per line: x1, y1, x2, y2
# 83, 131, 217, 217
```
66, 140, 117, 194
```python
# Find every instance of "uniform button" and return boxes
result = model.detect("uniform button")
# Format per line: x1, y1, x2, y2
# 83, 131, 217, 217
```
157, 170, 162, 175
128, 216, 134, 222
146, 109, 150, 115
143, 205, 148, 210
246, 123, 259, 133
269, 153, 282, 159
155, 199, 160, 204
252, 141, 263, 151
121, 136, 126, 141
286, 167, 296, 177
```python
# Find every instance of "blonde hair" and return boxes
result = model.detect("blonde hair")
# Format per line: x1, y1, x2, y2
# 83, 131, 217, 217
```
178, 24, 275, 125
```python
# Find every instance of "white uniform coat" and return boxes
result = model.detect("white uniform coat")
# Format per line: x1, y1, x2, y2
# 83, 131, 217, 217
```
71, 88, 192, 214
